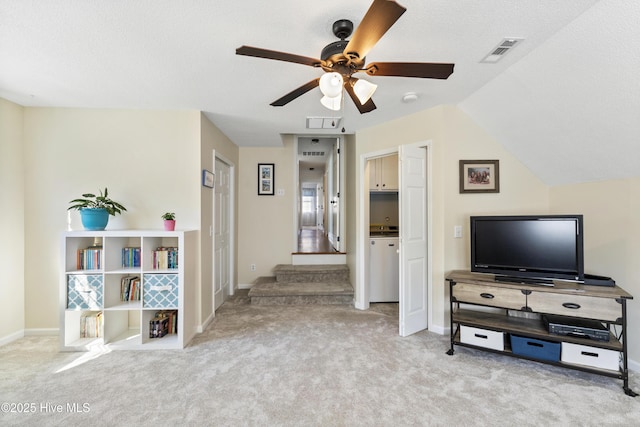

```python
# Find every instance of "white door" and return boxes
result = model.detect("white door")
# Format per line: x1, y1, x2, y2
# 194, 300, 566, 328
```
399, 143, 428, 337
327, 138, 341, 251
214, 158, 231, 310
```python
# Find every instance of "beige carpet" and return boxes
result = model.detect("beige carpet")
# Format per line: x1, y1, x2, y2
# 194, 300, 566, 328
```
1, 291, 639, 426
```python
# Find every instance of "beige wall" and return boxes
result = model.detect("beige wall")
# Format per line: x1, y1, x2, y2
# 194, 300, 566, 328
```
199, 113, 239, 325
237, 136, 296, 285
550, 178, 640, 363
0, 98, 26, 342
352, 105, 549, 331
22, 108, 201, 329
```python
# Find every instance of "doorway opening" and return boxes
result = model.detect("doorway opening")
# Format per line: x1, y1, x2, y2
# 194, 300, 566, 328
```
294, 136, 345, 255
358, 142, 433, 337
213, 153, 235, 312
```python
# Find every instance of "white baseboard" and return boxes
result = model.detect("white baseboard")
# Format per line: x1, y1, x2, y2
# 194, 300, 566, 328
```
238, 283, 253, 289
198, 312, 215, 333
429, 324, 448, 336
25, 328, 59, 336
0, 330, 25, 347
628, 357, 640, 373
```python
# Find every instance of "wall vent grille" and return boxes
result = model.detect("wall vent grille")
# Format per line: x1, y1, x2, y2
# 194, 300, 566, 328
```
481, 38, 523, 63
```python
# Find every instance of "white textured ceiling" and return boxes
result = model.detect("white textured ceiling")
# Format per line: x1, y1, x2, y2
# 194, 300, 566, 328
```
2, 0, 637, 185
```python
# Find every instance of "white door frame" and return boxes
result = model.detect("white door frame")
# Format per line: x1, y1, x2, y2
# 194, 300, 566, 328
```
212, 151, 236, 310
293, 135, 345, 253
355, 141, 434, 335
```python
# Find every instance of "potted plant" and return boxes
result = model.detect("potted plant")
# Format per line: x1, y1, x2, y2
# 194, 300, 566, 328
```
162, 212, 176, 231
68, 188, 127, 231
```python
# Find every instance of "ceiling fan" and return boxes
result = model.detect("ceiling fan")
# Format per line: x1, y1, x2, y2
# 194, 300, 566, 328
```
235, 0, 455, 114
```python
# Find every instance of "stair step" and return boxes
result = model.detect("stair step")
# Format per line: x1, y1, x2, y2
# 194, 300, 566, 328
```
273, 264, 349, 283
249, 275, 353, 305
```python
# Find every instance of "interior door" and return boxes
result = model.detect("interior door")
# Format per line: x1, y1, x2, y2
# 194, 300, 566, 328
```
327, 138, 341, 251
399, 143, 428, 337
214, 158, 231, 310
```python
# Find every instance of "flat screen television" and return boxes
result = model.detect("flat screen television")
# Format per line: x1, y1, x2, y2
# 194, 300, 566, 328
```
470, 215, 584, 285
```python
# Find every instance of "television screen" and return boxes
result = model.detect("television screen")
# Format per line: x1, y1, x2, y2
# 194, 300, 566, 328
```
470, 215, 584, 284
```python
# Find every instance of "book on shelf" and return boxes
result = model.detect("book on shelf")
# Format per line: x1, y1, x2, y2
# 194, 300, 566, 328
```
80, 311, 103, 338
150, 310, 178, 337
120, 275, 140, 302
152, 247, 179, 269
121, 247, 141, 268
76, 247, 102, 270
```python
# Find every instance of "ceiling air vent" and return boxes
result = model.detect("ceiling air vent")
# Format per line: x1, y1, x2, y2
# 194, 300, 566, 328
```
302, 151, 326, 157
481, 38, 523, 63
306, 117, 342, 129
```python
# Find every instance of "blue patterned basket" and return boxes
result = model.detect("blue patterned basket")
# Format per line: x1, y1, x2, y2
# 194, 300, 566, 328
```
143, 274, 179, 308
67, 274, 103, 309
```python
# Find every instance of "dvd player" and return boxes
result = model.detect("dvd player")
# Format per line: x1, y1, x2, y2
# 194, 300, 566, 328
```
542, 314, 610, 342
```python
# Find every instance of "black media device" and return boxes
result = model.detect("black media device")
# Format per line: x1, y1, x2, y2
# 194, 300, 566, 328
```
542, 314, 610, 342
470, 215, 585, 286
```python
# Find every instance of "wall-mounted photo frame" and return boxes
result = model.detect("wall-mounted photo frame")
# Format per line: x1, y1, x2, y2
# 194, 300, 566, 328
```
459, 160, 500, 193
258, 163, 275, 195
202, 169, 214, 188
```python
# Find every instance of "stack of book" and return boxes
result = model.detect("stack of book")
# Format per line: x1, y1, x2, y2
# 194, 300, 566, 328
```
120, 275, 140, 301
121, 247, 141, 268
152, 247, 179, 269
80, 312, 103, 338
149, 310, 178, 338
76, 247, 102, 270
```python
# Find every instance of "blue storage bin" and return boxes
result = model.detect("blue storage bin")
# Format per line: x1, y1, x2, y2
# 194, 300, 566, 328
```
510, 335, 561, 362
143, 274, 179, 308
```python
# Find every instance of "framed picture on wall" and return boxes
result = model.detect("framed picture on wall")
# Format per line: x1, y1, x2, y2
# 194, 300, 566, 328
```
202, 169, 214, 188
459, 160, 500, 193
258, 163, 275, 195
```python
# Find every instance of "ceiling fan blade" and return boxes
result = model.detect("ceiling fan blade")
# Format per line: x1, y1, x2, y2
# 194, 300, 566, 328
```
345, 79, 377, 114
365, 62, 455, 79
270, 78, 320, 107
236, 45, 322, 68
343, 0, 406, 62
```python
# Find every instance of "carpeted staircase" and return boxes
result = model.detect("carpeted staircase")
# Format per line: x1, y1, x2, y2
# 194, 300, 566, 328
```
248, 264, 354, 305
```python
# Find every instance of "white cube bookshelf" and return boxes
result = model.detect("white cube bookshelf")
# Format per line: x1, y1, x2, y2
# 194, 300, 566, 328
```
60, 230, 197, 351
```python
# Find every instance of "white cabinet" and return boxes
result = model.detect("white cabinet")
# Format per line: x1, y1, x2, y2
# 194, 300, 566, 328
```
369, 154, 398, 191
60, 230, 197, 351
369, 237, 399, 302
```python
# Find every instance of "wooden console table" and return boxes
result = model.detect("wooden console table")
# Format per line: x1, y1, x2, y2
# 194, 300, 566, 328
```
446, 270, 636, 396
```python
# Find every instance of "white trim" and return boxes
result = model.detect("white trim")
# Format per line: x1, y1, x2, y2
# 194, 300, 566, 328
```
198, 312, 215, 333
356, 146, 399, 310
238, 283, 253, 289
355, 142, 434, 336
0, 330, 25, 346
628, 358, 640, 373
428, 325, 448, 336
213, 151, 236, 309
26, 328, 59, 336
292, 253, 346, 265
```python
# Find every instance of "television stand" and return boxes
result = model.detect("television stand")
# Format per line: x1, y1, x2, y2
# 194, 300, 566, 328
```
446, 270, 636, 396
494, 275, 554, 286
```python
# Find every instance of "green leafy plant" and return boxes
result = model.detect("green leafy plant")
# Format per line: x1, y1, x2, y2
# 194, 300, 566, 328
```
162, 212, 176, 220
68, 188, 127, 216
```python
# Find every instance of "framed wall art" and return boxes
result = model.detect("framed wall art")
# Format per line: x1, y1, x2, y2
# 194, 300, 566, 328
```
459, 160, 500, 193
202, 169, 214, 188
258, 163, 275, 195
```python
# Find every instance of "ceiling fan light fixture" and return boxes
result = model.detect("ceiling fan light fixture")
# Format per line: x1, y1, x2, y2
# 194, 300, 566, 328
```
319, 72, 344, 98
353, 79, 377, 104
320, 94, 342, 111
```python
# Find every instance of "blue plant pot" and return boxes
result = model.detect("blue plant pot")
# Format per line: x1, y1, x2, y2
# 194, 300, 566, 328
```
80, 208, 110, 230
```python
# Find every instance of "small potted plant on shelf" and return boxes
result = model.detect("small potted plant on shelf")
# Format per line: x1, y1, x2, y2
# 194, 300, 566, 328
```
68, 187, 127, 231
162, 212, 176, 231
